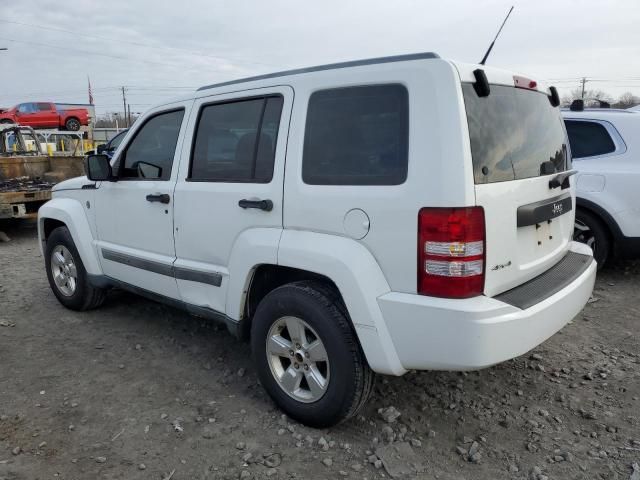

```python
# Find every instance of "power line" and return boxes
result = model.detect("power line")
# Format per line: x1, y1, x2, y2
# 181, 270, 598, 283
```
0, 18, 284, 68
0, 37, 182, 66
0, 85, 199, 99
0, 86, 120, 99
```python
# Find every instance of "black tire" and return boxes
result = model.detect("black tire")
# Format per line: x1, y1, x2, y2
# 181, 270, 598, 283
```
45, 226, 106, 310
574, 209, 610, 269
251, 281, 374, 428
65, 117, 81, 131
0, 119, 13, 124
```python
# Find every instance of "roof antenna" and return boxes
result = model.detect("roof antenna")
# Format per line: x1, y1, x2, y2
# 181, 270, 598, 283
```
479, 6, 514, 65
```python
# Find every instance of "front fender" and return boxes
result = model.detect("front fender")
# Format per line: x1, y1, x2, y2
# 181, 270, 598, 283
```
38, 198, 102, 275
277, 230, 406, 376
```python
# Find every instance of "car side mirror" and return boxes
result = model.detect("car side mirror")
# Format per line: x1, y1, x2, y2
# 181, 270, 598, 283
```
85, 154, 113, 181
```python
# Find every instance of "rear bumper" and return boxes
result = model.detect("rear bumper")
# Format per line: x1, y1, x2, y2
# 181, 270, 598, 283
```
377, 242, 596, 371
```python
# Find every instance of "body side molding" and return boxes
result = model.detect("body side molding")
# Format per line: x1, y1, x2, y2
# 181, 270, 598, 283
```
101, 248, 223, 287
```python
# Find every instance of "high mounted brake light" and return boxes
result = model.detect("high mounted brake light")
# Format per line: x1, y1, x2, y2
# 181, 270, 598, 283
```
418, 207, 486, 298
513, 75, 538, 90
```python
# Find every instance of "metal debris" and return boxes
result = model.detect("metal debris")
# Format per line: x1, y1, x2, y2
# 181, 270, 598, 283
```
0, 177, 55, 193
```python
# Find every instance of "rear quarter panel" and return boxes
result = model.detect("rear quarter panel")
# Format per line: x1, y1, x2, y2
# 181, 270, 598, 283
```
282, 58, 475, 293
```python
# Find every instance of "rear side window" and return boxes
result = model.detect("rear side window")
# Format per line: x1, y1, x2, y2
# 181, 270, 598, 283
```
36, 103, 52, 111
564, 120, 616, 158
189, 96, 283, 183
302, 85, 409, 186
119, 109, 184, 180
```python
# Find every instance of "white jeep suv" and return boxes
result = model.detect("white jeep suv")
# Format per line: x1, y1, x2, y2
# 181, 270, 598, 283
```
38, 53, 596, 427
562, 108, 640, 267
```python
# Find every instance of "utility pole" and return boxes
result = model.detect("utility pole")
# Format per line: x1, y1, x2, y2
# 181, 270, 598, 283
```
127, 104, 131, 127
121, 87, 128, 128
580, 77, 588, 100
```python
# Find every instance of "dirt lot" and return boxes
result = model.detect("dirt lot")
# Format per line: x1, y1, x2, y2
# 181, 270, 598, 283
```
1, 221, 639, 480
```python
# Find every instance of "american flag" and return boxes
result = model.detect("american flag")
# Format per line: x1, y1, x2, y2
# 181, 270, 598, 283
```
88, 76, 94, 105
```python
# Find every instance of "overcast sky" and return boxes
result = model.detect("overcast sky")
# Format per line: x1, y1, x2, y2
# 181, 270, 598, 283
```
1, 0, 639, 115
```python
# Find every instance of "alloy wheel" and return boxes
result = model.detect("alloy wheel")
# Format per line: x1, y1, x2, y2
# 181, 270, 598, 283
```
50, 245, 78, 296
266, 316, 330, 403
574, 219, 596, 253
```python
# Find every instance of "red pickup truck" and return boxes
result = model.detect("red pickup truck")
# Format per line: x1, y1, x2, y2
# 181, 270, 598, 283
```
0, 102, 90, 131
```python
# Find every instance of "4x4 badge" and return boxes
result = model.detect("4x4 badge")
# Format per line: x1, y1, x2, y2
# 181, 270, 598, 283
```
491, 261, 512, 271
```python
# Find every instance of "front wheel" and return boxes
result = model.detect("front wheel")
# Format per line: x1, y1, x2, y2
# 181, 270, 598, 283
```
64, 117, 81, 131
251, 281, 374, 428
45, 226, 106, 310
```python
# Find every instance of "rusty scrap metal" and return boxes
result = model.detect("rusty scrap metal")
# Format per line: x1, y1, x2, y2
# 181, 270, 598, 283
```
0, 176, 55, 193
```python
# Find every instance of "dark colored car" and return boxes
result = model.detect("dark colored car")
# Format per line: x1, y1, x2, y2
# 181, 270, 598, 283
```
97, 130, 128, 159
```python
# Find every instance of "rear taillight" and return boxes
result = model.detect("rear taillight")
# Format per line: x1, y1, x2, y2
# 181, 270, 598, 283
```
418, 207, 485, 299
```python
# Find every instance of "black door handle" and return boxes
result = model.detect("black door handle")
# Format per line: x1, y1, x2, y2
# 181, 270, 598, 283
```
238, 198, 273, 211
146, 193, 170, 204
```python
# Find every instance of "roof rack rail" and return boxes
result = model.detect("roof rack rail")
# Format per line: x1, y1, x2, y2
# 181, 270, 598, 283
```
197, 52, 440, 91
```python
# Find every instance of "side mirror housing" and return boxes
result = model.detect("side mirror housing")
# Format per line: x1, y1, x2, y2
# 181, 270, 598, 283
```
85, 154, 113, 181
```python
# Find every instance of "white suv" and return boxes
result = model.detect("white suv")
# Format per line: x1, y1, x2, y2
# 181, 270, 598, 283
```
38, 53, 596, 427
562, 108, 640, 267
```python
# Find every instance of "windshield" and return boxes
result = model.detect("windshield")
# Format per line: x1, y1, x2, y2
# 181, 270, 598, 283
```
462, 83, 569, 184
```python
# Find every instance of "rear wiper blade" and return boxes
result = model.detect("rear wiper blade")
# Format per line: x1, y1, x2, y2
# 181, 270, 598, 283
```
549, 170, 577, 189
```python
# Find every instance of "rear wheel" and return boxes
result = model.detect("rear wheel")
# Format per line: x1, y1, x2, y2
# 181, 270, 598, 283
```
64, 117, 80, 131
574, 209, 610, 269
45, 226, 106, 310
251, 281, 374, 428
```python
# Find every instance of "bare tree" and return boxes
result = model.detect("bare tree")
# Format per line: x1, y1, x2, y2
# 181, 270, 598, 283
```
614, 92, 640, 109
561, 87, 615, 107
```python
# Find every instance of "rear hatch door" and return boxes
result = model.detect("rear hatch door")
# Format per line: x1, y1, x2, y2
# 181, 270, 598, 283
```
460, 75, 574, 297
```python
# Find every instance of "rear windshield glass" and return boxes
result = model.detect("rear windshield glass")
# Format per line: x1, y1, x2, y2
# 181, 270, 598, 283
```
462, 84, 568, 184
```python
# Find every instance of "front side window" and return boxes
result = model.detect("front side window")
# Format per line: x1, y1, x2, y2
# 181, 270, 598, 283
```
190, 96, 283, 183
18, 103, 36, 113
564, 120, 616, 158
119, 109, 184, 180
302, 84, 409, 186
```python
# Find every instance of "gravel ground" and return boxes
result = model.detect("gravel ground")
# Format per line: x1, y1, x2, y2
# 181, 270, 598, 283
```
1, 221, 639, 480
